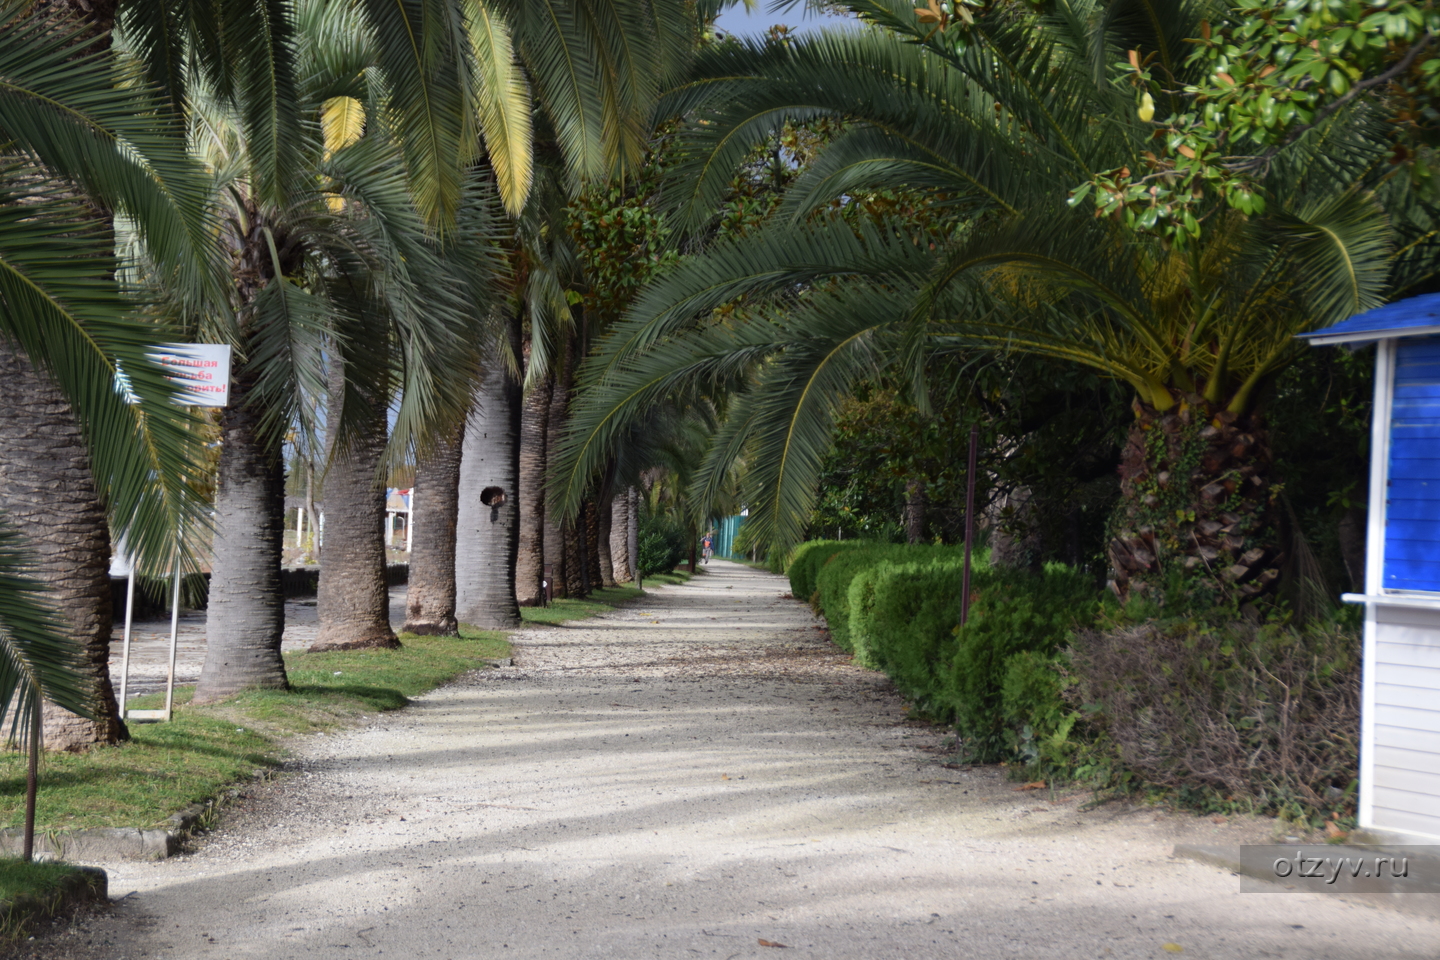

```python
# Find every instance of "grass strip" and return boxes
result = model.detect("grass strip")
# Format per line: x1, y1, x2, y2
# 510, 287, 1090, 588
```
0, 859, 87, 903
0, 575, 692, 833
0, 630, 510, 833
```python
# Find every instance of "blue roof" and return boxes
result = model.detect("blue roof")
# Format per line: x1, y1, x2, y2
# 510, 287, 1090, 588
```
1300, 293, 1440, 345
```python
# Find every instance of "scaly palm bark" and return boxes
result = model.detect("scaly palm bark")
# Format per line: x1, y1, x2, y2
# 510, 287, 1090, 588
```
403, 420, 463, 635
193, 363, 289, 701
515, 372, 552, 606
312, 369, 399, 652
583, 499, 603, 588
597, 493, 616, 587
0, 346, 124, 748
608, 491, 632, 583
455, 329, 523, 629
1109, 399, 1277, 602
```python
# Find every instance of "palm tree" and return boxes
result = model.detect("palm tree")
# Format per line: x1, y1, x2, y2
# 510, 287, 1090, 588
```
554, 0, 1429, 599
192, 3, 482, 698
0, 8, 213, 747
404, 416, 465, 634
0, 521, 97, 858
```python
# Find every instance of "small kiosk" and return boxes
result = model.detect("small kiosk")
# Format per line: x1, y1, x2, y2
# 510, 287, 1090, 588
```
1302, 293, 1440, 842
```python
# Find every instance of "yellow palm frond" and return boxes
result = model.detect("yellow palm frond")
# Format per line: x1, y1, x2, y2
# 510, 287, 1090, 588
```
466, 1, 533, 214
321, 96, 365, 158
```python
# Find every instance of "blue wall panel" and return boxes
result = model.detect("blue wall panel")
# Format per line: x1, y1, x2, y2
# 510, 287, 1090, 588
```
1386, 337, 1440, 592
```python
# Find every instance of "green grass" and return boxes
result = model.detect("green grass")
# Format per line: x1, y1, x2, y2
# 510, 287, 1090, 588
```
0, 632, 510, 833
0, 859, 87, 903
642, 569, 693, 587
515, 586, 643, 625
0, 578, 665, 846
512, 573, 692, 625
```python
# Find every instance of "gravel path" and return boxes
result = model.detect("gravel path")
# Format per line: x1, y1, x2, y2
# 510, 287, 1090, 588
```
19, 560, 1440, 959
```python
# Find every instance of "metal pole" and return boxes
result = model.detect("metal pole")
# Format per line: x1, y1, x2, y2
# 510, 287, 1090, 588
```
117, 567, 136, 718
960, 424, 979, 627
163, 551, 181, 721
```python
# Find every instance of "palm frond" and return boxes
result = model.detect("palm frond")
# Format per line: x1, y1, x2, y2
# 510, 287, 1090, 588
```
0, 520, 92, 745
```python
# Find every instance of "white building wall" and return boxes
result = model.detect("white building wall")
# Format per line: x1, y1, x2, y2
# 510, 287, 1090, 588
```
1369, 604, 1440, 840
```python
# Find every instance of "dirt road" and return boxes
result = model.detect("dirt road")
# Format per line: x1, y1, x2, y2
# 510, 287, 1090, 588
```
20, 561, 1440, 959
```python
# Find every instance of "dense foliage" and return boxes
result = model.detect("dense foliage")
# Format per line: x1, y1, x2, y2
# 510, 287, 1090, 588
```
790, 537, 1362, 821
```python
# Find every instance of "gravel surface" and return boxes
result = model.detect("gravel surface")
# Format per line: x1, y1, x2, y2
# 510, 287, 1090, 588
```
13, 560, 1440, 959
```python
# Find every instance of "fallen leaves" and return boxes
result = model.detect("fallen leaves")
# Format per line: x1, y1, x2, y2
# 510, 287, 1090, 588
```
758, 938, 788, 948
1162, 944, 1184, 953
1014, 780, 1047, 791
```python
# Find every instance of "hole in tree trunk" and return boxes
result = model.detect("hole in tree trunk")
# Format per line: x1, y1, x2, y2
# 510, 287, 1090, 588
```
480, 486, 506, 507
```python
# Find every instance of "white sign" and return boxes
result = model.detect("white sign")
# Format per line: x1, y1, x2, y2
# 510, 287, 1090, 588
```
147, 343, 232, 406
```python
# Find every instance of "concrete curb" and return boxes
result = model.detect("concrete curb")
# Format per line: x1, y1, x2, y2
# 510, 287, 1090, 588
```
0, 864, 107, 935
0, 800, 211, 862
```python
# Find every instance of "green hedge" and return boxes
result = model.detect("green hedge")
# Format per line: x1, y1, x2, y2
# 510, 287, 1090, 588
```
940, 564, 1097, 761
786, 540, 854, 601
788, 538, 1098, 763
851, 557, 969, 705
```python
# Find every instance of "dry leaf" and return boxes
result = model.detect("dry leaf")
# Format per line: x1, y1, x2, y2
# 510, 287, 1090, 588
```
1325, 821, 1347, 840
1162, 944, 1184, 953
758, 939, 788, 949
721, 774, 730, 780
1014, 780, 1046, 791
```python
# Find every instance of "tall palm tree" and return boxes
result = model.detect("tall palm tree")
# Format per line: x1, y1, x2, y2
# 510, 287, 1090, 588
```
555, 0, 1429, 599
192, 2, 481, 699
403, 415, 465, 634
0, 8, 213, 746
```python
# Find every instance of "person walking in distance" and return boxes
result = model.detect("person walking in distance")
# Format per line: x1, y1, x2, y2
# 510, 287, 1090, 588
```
702, 533, 713, 564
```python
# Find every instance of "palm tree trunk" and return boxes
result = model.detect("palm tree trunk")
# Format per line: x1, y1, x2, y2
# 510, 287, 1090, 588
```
609, 491, 632, 583
310, 373, 399, 652
402, 419, 462, 635
584, 499, 603, 588
546, 335, 578, 599
0, 1, 125, 746
1108, 399, 1277, 602
566, 509, 587, 596
0, 344, 125, 747
194, 364, 290, 701
454, 327, 523, 629
597, 494, 616, 587
904, 478, 926, 544
628, 486, 639, 583
515, 374, 552, 606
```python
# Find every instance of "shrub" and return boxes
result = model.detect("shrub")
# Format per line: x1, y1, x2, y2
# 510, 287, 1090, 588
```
852, 556, 978, 714
815, 543, 959, 651
1068, 615, 1360, 818
941, 564, 1099, 762
637, 512, 687, 577
786, 540, 853, 600
1000, 650, 1079, 775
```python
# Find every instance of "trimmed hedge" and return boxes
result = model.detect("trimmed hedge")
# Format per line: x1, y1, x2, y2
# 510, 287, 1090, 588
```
786, 540, 854, 601
789, 538, 1098, 762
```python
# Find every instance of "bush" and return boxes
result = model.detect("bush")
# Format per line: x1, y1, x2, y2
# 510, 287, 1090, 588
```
637, 512, 687, 577
1068, 614, 1360, 818
1000, 650, 1078, 774
851, 555, 981, 709
786, 540, 854, 601
815, 543, 959, 652
941, 564, 1099, 761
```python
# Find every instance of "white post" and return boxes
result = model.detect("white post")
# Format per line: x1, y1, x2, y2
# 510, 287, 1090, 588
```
163, 549, 181, 721
117, 565, 135, 718
405, 489, 415, 552
1358, 337, 1397, 831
